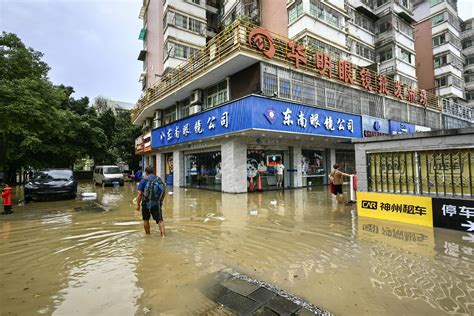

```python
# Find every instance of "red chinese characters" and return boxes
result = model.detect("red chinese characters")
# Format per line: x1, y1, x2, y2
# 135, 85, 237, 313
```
338, 60, 353, 84
360, 68, 372, 91
248, 27, 275, 58
287, 41, 307, 68
407, 86, 416, 103
377, 74, 388, 95
393, 81, 404, 100
315, 51, 331, 79
419, 89, 427, 106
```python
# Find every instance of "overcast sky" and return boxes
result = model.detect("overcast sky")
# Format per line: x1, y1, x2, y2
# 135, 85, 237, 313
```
0, 0, 142, 104
0, 0, 473, 104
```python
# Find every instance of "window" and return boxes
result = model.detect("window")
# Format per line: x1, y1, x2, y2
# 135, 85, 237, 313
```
163, 105, 177, 124
192, 0, 200, 4
466, 91, 474, 101
352, 10, 375, 33
465, 71, 474, 83
432, 13, 444, 26
397, 18, 413, 38
310, 0, 341, 28
435, 76, 448, 88
378, 47, 393, 62
399, 48, 412, 64
164, 11, 205, 35
376, 0, 389, 7
377, 19, 392, 34
288, 0, 303, 24
466, 56, 474, 65
463, 39, 473, 49
433, 54, 448, 67
431, 0, 442, 5
305, 36, 344, 60
189, 18, 202, 33
175, 13, 188, 28
165, 42, 198, 60
432, 33, 446, 46
206, 80, 228, 108
355, 42, 375, 61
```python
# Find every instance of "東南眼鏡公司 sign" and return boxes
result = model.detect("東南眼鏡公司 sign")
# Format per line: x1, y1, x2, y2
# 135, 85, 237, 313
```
432, 198, 474, 232
357, 192, 433, 227
151, 95, 363, 149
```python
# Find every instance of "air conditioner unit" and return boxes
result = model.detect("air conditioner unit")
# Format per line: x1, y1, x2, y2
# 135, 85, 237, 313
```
190, 90, 202, 105
154, 110, 162, 120
153, 119, 162, 129
143, 118, 151, 129
189, 105, 202, 115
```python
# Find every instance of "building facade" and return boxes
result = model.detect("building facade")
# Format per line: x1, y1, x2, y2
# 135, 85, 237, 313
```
413, 0, 464, 102
461, 18, 474, 108
133, 1, 472, 193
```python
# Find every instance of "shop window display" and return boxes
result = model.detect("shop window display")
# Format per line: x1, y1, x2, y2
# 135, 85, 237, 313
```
185, 151, 221, 190
247, 150, 285, 191
301, 149, 327, 186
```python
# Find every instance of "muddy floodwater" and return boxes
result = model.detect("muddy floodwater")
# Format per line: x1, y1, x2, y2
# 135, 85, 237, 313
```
1, 182, 473, 315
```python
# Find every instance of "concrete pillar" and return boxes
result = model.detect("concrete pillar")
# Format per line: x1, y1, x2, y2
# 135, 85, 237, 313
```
221, 140, 247, 193
291, 146, 302, 188
173, 150, 184, 188
330, 147, 337, 170
354, 144, 368, 192
155, 153, 165, 180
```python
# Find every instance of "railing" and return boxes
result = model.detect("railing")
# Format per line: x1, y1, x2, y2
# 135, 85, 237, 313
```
367, 149, 474, 198
131, 19, 441, 123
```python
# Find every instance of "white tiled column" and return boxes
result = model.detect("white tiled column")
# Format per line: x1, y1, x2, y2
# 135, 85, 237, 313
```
173, 150, 184, 188
155, 153, 165, 180
292, 146, 303, 188
221, 140, 247, 193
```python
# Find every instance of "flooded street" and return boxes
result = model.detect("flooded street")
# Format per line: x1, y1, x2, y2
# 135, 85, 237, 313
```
1, 182, 473, 315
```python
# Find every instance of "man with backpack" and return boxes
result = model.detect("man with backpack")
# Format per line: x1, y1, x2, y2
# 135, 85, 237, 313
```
136, 166, 166, 236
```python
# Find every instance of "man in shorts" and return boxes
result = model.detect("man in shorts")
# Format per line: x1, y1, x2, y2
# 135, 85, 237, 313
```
330, 163, 352, 203
136, 166, 166, 236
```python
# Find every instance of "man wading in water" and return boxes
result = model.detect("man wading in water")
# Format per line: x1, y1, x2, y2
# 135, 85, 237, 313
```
329, 163, 352, 203
136, 166, 166, 236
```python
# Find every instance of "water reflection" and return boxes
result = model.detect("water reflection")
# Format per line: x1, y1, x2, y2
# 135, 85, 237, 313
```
0, 182, 473, 315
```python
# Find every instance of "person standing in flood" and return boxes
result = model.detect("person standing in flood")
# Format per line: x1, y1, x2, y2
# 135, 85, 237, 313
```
1, 184, 13, 215
329, 164, 352, 203
136, 166, 166, 236
276, 163, 285, 189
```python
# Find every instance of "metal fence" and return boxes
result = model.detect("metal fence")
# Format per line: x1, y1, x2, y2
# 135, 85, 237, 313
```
367, 148, 474, 198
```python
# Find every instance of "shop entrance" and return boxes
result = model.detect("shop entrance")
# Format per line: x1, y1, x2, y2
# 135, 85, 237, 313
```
301, 149, 328, 186
184, 151, 222, 191
247, 149, 287, 191
164, 153, 173, 186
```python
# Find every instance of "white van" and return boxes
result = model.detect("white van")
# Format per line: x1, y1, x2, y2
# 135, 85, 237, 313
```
93, 165, 124, 186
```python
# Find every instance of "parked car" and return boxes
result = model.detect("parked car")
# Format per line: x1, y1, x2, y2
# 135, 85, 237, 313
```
24, 169, 77, 202
93, 165, 124, 186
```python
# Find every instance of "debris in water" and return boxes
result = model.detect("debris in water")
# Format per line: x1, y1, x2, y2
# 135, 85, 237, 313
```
81, 192, 97, 198
270, 200, 277, 205
168, 191, 174, 195
249, 209, 258, 216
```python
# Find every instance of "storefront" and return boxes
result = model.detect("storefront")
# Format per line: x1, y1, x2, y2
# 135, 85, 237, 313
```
146, 95, 362, 193
185, 150, 222, 191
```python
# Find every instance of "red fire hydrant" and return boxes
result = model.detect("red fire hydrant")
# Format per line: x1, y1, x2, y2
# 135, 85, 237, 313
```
1, 185, 13, 215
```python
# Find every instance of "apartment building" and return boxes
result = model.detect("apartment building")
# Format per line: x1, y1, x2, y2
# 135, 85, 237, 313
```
133, 0, 471, 193
413, 0, 464, 101
288, 0, 418, 87
462, 18, 474, 107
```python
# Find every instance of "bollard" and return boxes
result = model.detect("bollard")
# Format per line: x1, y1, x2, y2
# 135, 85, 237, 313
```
349, 175, 357, 203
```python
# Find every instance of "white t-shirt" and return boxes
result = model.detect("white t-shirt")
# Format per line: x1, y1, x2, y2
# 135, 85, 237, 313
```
276, 164, 285, 175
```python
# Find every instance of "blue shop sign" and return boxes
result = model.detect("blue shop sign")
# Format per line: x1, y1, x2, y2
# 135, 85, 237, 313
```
152, 96, 362, 149
362, 115, 389, 137
389, 120, 415, 135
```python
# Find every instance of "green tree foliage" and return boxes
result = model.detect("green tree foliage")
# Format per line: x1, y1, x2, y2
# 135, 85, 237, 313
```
0, 32, 140, 183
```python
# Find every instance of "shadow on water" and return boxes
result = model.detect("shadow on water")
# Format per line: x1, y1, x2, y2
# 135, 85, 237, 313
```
0, 181, 473, 315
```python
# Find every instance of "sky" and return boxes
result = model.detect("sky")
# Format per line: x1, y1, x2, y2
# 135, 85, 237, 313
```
0, 0, 143, 104
0, 0, 472, 105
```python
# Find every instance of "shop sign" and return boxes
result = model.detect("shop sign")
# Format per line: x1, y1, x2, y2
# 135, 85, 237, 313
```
135, 135, 144, 155
143, 131, 152, 152
432, 198, 474, 232
415, 125, 431, 132
389, 120, 415, 135
357, 192, 433, 227
247, 26, 429, 107
362, 115, 389, 137
152, 96, 362, 149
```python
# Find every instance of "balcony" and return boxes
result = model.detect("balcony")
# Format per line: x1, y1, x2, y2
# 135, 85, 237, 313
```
131, 20, 441, 124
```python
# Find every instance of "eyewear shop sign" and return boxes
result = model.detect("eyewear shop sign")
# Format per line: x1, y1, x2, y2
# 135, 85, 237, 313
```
357, 192, 433, 227
152, 96, 362, 148
362, 116, 389, 137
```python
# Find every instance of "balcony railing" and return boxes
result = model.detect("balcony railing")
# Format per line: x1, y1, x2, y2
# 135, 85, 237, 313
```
131, 20, 442, 123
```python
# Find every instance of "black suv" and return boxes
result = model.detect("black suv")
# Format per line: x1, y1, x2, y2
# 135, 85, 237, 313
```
24, 169, 78, 202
